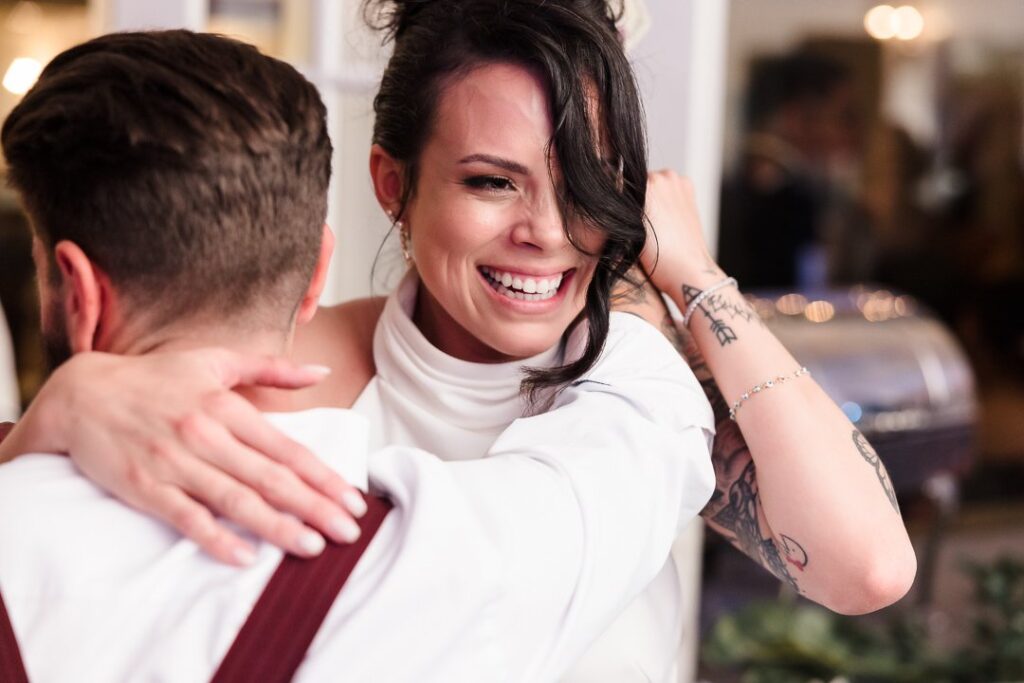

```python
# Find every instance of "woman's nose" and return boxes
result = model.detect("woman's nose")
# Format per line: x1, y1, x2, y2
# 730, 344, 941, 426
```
509, 193, 568, 251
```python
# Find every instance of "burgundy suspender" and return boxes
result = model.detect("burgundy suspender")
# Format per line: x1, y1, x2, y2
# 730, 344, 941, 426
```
0, 591, 29, 683
211, 494, 393, 683
0, 494, 391, 683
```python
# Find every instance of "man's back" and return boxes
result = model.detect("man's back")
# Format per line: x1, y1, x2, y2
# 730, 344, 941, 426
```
0, 410, 501, 682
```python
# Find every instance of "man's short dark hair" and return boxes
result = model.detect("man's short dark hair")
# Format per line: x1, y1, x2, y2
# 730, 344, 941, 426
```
1, 30, 332, 329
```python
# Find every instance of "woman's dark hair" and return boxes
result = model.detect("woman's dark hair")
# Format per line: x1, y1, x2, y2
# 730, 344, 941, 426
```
364, 0, 649, 403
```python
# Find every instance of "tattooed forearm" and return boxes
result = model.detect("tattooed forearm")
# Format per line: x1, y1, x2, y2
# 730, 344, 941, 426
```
708, 461, 805, 592
674, 322, 807, 591
680, 284, 763, 348
852, 429, 900, 514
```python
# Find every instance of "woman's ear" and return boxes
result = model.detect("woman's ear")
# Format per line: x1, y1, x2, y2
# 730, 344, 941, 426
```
369, 143, 405, 216
296, 224, 335, 325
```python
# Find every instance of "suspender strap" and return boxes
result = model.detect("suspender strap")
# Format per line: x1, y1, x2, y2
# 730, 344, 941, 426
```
212, 494, 393, 683
0, 590, 29, 683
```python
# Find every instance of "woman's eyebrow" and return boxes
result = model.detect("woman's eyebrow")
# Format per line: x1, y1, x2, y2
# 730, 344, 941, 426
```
458, 153, 530, 176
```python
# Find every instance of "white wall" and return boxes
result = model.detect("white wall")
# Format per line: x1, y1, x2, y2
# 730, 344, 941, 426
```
633, 0, 730, 256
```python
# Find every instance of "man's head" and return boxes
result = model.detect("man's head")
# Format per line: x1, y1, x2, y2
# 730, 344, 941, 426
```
2, 30, 334, 368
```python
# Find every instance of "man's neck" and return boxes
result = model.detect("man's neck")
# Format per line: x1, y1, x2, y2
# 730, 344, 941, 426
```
105, 324, 295, 413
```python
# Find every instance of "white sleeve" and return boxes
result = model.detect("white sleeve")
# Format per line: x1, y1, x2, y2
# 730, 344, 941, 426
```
368, 313, 715, 681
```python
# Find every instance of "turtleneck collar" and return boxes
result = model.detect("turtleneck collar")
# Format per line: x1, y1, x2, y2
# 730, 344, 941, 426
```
355, 272, 564, 457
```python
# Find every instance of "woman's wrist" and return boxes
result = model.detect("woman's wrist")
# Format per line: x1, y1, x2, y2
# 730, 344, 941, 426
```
3, 356, 87, 460
661, 267, 736, 313
0, 398, 62, 462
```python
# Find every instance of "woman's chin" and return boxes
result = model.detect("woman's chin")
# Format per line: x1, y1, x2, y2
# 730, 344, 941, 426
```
477, 328, 564, 362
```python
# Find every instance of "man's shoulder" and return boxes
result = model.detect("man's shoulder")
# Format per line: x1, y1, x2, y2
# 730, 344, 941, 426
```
0, 454, 108, 571
0, 453, 111, 526
0, 452, 80, 491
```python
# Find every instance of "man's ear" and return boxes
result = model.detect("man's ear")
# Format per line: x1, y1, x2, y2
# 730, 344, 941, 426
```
369, 143, 405, 216
296, 224, 335, 325
52, 240, 115, 353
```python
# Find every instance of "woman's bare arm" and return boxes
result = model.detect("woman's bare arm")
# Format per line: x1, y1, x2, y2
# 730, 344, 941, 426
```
638, 170, 916, 615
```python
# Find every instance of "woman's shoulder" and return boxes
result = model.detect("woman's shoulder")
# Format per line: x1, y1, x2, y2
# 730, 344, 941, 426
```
290, 297, 387, 409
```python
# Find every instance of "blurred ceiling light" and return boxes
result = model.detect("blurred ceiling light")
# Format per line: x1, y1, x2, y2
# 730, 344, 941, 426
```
5, 1, 43, 34
865, 4, 898, 40
3, 57, 42, 96
864, 4, 924, 41
893, 6, 924, 40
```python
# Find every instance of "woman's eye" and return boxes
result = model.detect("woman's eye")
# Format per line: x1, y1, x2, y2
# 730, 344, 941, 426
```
463, 175, 516, 192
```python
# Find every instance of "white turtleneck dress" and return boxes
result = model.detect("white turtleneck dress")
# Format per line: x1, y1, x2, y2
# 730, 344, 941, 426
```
353, 275, 715, 682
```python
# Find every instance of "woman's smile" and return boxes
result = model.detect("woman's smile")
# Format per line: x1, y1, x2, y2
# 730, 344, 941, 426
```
478, 266, 573, 305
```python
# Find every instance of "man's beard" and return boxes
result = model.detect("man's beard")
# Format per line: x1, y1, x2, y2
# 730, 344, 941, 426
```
41, 299, 72, 375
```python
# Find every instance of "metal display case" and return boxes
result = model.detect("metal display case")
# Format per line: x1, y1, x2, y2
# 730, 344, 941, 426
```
749, 286, 978, 494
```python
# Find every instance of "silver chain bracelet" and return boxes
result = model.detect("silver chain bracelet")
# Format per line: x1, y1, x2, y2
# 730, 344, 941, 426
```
682, 277, 738, 327
729, 367, 810, 421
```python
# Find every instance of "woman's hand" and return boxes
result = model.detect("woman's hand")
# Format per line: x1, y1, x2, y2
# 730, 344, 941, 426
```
1, 349, 367, 566
641, 169, 726, 293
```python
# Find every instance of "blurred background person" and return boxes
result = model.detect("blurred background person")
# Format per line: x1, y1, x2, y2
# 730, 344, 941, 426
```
718, 49, 873, 289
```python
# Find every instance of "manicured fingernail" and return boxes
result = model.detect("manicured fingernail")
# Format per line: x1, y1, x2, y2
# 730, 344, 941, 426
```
330, 516, 361, 544
302, 364, 332, 376
299, 531, 326, 555
234, 546, 257, 566
342, 490, 367, 518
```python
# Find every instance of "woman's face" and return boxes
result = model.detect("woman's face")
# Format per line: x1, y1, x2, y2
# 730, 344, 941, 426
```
399, 62, 604, 363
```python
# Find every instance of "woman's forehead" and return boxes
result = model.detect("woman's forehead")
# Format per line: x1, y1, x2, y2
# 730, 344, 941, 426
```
431, 62, 555, 162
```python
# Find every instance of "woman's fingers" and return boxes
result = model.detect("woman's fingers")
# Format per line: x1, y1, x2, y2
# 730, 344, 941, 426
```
178, 408, 362, 546
204, 391, 367, 517
208, 349, 332, 390
169, 447, 333, 559
141, 482, 257, 566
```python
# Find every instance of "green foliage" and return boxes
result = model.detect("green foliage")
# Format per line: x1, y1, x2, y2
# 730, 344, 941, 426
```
945, 557, 1024, 682
702, 556, 1024, 683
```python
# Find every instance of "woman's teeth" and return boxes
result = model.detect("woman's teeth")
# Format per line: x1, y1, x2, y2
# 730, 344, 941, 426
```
481, 267, 564, 302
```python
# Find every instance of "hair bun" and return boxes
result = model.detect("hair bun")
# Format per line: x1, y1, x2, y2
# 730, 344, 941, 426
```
362, 0, 437, 41
364, 0, 621, 41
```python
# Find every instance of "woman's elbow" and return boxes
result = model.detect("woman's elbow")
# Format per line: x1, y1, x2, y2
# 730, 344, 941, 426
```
827, 542, 918, 615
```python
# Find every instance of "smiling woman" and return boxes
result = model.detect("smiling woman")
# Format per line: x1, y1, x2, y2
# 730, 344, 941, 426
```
372, 62, 608, 366
0, 1, 917, 682
366, 0, 648, 391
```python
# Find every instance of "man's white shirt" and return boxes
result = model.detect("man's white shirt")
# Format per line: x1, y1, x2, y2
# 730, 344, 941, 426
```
0, 314, 715, 682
